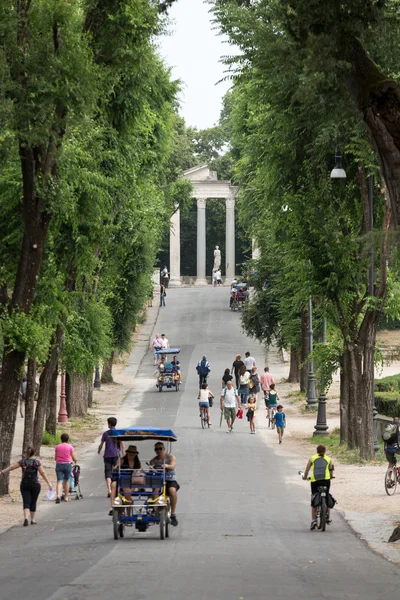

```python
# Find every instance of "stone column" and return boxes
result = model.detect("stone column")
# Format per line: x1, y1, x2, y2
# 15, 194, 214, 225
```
225, 196, 235, 282
195, 198, 208, 286
169, 206, 181, 287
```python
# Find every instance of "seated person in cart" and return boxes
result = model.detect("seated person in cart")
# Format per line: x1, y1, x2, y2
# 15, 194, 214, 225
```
171, 355, 182, 383
150, 443, 179, 527
109, 445, 144, 515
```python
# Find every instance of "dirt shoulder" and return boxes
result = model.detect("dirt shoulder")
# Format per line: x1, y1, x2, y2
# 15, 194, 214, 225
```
0, 303, 158, 532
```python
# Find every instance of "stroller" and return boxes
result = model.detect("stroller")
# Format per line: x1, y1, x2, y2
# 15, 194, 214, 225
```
68, 464, 83, 500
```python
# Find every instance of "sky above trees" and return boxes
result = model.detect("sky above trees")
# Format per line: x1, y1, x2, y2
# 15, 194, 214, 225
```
159, 0, 234, 129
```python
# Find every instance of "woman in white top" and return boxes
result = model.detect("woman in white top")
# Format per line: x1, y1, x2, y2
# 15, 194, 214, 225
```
238, 364, 250, 407
198, 383, 214, 425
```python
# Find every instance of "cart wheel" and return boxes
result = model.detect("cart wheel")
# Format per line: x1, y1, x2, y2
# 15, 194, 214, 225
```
158, 385, 162, 392
80, 494, 83, 499
119, 522, 124, 538
160, 508, 166, 540
165, 520, 169, 538
113, 509, 119, 540
175, 383, 179, 392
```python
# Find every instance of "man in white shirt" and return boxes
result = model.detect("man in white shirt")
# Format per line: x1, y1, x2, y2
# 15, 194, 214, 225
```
160, 334, 170, 350
220, 380, 240, 433
215, 269, 222, 285
244, 352, 256, 373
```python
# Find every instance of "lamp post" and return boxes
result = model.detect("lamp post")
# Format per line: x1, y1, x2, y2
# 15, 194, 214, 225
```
58, 373, 68, 423
306, 293, 317, 408
368, 175, 379, 452
314, 315, 329, 436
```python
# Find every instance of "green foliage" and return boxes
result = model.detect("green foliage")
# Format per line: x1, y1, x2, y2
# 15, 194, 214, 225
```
42, 431, 61, 446
375, 374, 400, 393
375, 392, 400, 418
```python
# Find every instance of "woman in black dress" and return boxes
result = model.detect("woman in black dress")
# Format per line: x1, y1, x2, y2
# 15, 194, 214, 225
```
231, 354, 244, 389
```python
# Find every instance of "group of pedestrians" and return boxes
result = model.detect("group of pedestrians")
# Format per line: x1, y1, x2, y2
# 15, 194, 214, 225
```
198, 352, 286, 440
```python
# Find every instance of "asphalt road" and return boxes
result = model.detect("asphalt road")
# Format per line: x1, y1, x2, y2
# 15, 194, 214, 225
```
0, 287, 399, 600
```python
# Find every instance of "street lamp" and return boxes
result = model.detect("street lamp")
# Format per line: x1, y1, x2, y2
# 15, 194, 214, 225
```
330, 150, 347, 179
306, 292, 317, 408
368, 175, 379, 452
314, 314, 329, 436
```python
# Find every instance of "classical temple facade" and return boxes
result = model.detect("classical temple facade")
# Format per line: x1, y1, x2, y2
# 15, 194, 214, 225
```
169, 165, 238, 287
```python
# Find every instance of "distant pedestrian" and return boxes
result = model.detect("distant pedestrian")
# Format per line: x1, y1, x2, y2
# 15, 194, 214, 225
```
160, 283, 166, 307
231, 354, 244, 388
160, 333, 170, 350
220, 380, 240, 433
215, 269, 222, 285
260, 366, 275, 400
247, 394, 257, 434
222, 368, 233, 387
0, 446, 52, 526
273, 405, 286, 444
244, 351, 256, 373
266, 383, 280, 419
98, 417, 125, 498
213, 270, 218, 287
161, 266, 169, 288
151, 333, 162, 366
249, 366, 260, 400
196, 355, 211, 388
55, 433, 78, 503
238, 364, 250, 407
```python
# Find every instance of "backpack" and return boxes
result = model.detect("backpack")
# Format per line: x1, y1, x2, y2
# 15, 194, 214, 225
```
382, 423, 398, 443
22, 459, 38, 484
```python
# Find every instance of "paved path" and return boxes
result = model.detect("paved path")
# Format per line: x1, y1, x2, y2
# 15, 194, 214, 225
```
0, 288, 399, 599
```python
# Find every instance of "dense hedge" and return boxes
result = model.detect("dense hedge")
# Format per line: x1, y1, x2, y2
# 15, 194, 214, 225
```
375, 374, 400, 392
375, 392, 400, 418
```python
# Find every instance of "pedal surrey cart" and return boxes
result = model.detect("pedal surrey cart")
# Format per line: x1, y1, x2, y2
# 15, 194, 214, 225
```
155, 348, 181, 392
109, 427, 177, 540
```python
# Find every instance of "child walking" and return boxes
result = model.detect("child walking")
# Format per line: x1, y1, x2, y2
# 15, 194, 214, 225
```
247, 394, 257, 434
273, 405, 286, 443
266, 383, 280, 420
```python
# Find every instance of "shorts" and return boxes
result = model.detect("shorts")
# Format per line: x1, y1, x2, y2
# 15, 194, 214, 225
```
199, 402, 210, 408
276, 425, 284, 434
56, 462, 72, 482
268, 403, 277, 410
104, 456, 119, 479
166, 481, 180, 494
311, 479, 331, 495
224, 406, 236, 421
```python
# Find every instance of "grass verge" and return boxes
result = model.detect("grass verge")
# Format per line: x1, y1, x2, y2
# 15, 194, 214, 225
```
306, 429, 386, 465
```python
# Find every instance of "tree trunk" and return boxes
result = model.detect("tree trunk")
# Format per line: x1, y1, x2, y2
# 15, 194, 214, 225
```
0, 144, 54, 493
101, 352, 114, 384
45, 363, 58, 436
288, 346, 300, 383
69, 372, 90, 418
87, 381, 93, 409
33, 326, 62, 454
346, 37, 400, 226
339, 354, 349, 446
300, 308, 309, 393
23, 359, 37, 454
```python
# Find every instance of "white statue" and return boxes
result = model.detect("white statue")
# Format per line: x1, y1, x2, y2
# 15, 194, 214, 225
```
213, 246, 221, 271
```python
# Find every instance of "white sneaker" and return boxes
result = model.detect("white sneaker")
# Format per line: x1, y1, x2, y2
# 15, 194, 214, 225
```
226, 429, 231, 433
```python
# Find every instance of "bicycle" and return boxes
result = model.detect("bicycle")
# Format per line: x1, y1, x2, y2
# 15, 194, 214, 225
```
299, 471, 329, 532
200, 405, 210, 429
268, 405, 277, 428
384, 455, 400, 496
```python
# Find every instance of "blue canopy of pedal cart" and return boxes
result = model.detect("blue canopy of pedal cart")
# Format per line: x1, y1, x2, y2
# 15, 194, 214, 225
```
155, 348, 181, 355
109, 426, 178, 442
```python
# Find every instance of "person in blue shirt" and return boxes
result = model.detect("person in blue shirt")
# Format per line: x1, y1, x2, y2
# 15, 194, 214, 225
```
273, 405, 286, 444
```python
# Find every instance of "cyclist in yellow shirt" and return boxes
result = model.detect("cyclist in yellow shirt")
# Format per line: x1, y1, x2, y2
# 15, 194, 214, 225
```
303, 444, 334, 530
